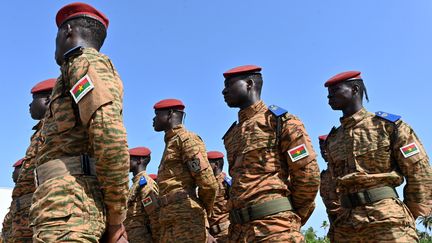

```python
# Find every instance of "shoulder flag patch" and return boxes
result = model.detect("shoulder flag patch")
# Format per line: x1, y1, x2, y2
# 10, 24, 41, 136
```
375, 111, 401, 123
224, 176, 232, 187
70, 74, 94, 103
288, 144, 309, 162
268, 105, 288, 117
142, 196, 153, 207
400, 143, 420, 158
139, 176, 148, 187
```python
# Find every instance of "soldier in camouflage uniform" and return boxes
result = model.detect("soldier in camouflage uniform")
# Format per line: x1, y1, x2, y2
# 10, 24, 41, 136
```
125, 146, 160, 243
2, 159, 23, 243
221, 65, 320, 242
317, 135, 338, 242
323, 70, 432, 242
152, 99, 218, 242
206, 151, 231, 243
9, 79, 55, 243
29, 3, 129, 243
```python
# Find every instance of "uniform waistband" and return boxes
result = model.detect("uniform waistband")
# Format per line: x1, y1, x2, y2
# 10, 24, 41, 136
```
34, 155, 96, 187
340, 186, 398, 208
230, 197, 293, 224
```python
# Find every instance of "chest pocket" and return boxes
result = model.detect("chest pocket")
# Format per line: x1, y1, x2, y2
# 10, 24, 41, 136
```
328, 137, 349, 177
43, 93, 76, 136
353, 129, 392, 173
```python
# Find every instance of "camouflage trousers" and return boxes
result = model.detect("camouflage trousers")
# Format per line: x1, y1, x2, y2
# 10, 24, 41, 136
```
10, 203, 33, 243
332, 198, 418, 243
228, 210, 304, 243
159, 199, 208, 243
126, 226, 153, 243
29, 175, 106, 243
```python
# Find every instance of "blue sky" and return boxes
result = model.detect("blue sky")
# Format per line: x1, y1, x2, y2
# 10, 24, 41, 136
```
1, 0, 431, 236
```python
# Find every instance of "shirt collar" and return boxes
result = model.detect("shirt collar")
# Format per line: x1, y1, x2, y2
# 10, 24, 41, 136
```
340, 108, 368, 128
238, 100, 266, 123
164, 124, 184, 142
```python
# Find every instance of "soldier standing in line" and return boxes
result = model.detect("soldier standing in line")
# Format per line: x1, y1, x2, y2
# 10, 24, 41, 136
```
2, 159, 23, 243
317, 135, 338, 242
125, 146, 160, 243
29, 3, 129, 242
206, 151, 231, 242
152, 98, 218, 242
221, 65, 320, 242
323, 70, 432, 242
9, 79, 56, 243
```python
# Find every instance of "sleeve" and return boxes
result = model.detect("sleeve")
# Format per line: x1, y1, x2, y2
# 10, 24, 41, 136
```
181, 134, 218, 216
392, 121, 432, 218
141, 179, 160, 243
280, 116, 320, 225
67, 57, 129, 225
319, 169, 341, 224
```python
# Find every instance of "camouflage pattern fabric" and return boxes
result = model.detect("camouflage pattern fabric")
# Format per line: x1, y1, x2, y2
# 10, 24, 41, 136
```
158, 124, 217, 242
2, 202, 15, 243
223, 100, 320, 242
319, 169, 338, 242
10, 122, 43, 243
124, 171, 160, 243
325, 108, 432, 242
30, 47, 129, 241
207, 172, 230, 242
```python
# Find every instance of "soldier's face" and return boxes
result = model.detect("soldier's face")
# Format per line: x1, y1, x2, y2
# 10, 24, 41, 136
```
129, 156, 139, 172
30, 93, 50, 120
327, 82, 353, 110
55, 27, 67, 66
319, 140, 328, 162
153, 110, 170, 132
222, 77, 250, 108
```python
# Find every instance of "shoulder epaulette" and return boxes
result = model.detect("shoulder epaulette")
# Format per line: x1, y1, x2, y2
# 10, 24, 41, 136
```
63, 46, 83, 60
222, 121, 237, 140
224, 176, 232, 187
139, 176, 147, 187
268, 104, 288, 117
328, 126, 338, 137
375, 111, 401, 123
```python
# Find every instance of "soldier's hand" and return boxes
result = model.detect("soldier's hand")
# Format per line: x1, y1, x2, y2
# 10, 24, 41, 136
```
102, 224, 128, 243
207, 231, 217, 243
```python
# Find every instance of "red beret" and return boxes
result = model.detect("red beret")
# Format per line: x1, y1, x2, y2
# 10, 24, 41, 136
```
31, 78, 56, 94
149, 174, 157, 180
56, 2, 109, 29
153, 99, 185, 111
223, 65, 262, 78
207, 151, 224, 160
324, 71, 362, 87
318, 135, 328, 141
129, 147, 151, 157
13, 158, 24, 167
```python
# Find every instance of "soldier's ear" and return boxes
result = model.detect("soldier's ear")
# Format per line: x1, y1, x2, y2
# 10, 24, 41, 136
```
351, 83, 360, 96
246, 79, 254, 90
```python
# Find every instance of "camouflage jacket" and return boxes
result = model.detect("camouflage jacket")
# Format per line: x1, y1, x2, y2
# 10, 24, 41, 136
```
325, 108, 432, 218
36, 47, 129, 224
223, 100, 320, 224
158, 124, 217, 216
208, 172, 230, 228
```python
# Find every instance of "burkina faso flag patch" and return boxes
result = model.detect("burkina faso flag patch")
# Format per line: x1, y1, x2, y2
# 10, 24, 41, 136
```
400, 143, 420, 158
70, 74, 94, 103
142, 196, 153, 207
288, 144, 309, 162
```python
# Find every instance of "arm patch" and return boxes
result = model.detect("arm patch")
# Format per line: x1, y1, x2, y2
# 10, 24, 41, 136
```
375, 111, 401, 123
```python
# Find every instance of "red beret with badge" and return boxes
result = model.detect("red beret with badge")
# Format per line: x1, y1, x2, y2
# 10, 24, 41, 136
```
207, 151, 224, 160
56, 2, 109, 29
223, 65, 262, 78
318, 135, 328, 141
13, 158, 24, 167
153, 99, 185, 111
324, 71, 362, 87
129, 147, 151, 157
31, 78, 56, 94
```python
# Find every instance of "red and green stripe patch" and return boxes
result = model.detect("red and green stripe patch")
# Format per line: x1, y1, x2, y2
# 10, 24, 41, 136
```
70, 74, 94, 103
142, 196, 153, 207
288, 144, 309, 162
400, 143, 420, 158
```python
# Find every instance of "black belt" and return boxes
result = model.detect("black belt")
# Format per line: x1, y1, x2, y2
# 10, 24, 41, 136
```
230, 197, 292, 224
340, 186, 398, 208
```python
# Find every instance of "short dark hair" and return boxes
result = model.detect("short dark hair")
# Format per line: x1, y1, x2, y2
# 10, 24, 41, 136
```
62, 17, 107, 50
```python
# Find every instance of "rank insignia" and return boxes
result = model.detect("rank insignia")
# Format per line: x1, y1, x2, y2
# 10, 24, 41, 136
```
70, 74, 94, 103
224, 176, 232, 186
288, 144, 309, 162
400, 143, 420, 158
142, 196, 153, 207
139, 176, 147, 187
268, 105, 288, 117
375, 111, 401, 123
188, 159, 201, 173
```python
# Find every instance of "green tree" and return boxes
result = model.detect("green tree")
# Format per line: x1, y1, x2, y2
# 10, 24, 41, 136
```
419, 215, 432, 232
